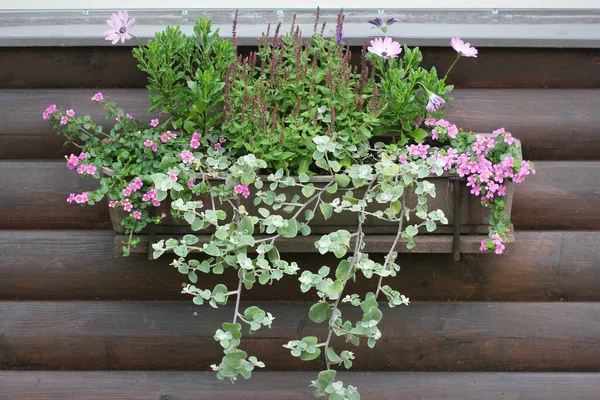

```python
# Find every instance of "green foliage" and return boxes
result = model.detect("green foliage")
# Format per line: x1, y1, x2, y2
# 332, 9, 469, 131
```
133, 19, 236, 134
46, 9, 533, 399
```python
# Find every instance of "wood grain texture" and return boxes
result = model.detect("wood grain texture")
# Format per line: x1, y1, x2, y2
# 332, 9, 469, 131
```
0, 301, 598, 371
1, 47, 598, 89
0, 161, 110, 229
0, 161, 596, 230
0, 231, 597, 302
1, 371, 599, 400
1, 89, 599, 160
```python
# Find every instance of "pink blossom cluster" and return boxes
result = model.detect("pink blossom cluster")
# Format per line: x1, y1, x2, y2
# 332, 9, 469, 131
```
66, 152, 88, 170
190, 132, 202, 149
42, 104, 57, 120
215, 137, 227, 150
480, 233, 505, 254
66, 191, 89, 204
159, 131, 177, 143
407, 143, 430, 159
426, 118, 458, 140
77, 164, 97, 176
122, 177, 143, 197
142, 188, 161, 207
472, 134, 495, 155
180, 150, 194, 163
144, 139, 158, 152
234, 184, 251, 198
109, 199, 133, 212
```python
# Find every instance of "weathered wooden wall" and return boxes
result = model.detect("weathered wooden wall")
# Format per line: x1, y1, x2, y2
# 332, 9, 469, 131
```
0, 46, 599, 399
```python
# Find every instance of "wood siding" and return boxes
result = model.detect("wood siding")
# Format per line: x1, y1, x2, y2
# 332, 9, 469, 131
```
0, 46, 599, 398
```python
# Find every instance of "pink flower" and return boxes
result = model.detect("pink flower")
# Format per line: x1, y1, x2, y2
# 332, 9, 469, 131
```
190, 138, 201, 149
414, 117, 423, 127
122, 187, 132, 197
72, 192, 89, 204
450, 37, 478, 58
66, 109, 75, 117
493, 127, 505, 135
180, 150, 194, 163
152, 199, 161, 207
234, 184, 251, 199
495, 244, 505, 255
161, 213, 167, 218
504, 133, 515, 145
192, 132, 202, 139
60, 116, 69, 125
447, 124, 458, 139
426, 93, 445, 112
77, 164, 86, 174
479, 240, 488, 252
169, 173, 178, 181
66, 154, 79, 170
470, 185, 481, 196
367, 37, 402, 59
398, 154, 408, 165
109, 201, 117, 208
104, 11, 135, 44
431, 129, 439, 140
78, 152, 87, 160
91, 92, 104, 102
86, 165, 97, 175
116, 115, 122, 122
424, 117, 437, 126
214, 143, 222, 150
131, 211, 142, 220
144, 140, 157, 152
132, 178, 143, 190
487, 181, 499, 193
127, 114, 134, 120
168, 131, 177, 138
121, 200, 133, 212
43, 104, 57, 120
159, 134, 169, 143
219, 138, 227, 144
150, 119, 159, 127
188, 179, 195, 188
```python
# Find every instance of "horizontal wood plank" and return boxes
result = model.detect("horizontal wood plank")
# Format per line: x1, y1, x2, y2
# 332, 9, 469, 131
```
1, 88, 599, 160
1, 47, 598, 89
0, 161, 596, 230
0, 301, 598, 371
1, 371, 598, 400
0, 231, 597, 302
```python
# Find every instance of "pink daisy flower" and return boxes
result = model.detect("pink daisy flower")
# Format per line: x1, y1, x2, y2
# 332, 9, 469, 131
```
504, 133, 515, 145
180, 150, 194, 164
159, 134, 169, 143
450, 37, 478, 58
104, 11, 135, 45
367, 37, 402, 59
426, 93, 445, 112
131, 211, 142, 220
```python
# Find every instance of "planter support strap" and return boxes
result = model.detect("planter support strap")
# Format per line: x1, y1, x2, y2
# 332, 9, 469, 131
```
450, 177, 464, 261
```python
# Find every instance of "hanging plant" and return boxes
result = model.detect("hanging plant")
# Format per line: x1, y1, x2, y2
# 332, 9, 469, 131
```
44, 9, 535, 399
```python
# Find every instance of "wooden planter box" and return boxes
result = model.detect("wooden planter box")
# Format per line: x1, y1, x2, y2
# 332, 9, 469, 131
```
106, 136, 519, 258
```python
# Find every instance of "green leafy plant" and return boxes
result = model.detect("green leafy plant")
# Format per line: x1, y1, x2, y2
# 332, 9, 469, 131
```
45, 9, 535, 398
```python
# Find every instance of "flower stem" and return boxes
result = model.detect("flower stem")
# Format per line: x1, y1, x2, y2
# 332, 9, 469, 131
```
443, 54, 461, 81
375, 195, 405, 298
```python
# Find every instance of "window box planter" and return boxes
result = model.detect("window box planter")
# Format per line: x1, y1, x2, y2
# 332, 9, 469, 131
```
104, 136, 518, 259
